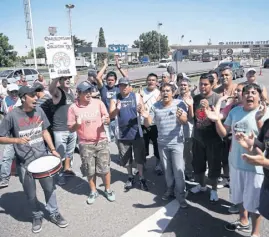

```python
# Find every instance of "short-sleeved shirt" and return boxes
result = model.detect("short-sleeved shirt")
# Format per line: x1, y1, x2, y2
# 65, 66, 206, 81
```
149, 99, 187, 145
0, 107, 50, 165
99, 85, 119, 110
67, 99, 108, 144
193, 92, 221, 142
140, 88, 160, 125
224, 106, 269, 174
258, 119, 269, 182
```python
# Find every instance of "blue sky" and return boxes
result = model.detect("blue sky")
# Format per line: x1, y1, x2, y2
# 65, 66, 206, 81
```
1, 0, 269, 56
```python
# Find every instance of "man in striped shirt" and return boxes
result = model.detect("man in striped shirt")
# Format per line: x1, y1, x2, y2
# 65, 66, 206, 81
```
140, 83, 188, 208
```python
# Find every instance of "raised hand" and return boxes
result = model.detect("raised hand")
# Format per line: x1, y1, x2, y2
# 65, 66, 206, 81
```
116, 100, 121, 110
205, 106, 219, 122
235, 131, 255, 150
104, 58, 108, 67
255, 101, 267, 121
242, 147, 265, 166
183, 95, 194, 107
137, 104, 149, 118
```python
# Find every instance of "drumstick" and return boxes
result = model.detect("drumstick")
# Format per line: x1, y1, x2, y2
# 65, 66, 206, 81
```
29, 121, 43, 138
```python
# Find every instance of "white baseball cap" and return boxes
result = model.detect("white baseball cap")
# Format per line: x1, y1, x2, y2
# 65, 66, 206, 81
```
247, 68, 256, 73
7, 83, 19, 92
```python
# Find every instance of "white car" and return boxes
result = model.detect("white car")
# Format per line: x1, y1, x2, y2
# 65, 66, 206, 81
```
0, 68, 39, 85
158, 59, 171, 68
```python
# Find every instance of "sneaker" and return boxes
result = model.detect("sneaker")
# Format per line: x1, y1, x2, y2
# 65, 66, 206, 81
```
210, 190, 219, 202
133, 169, 139, 176
0, 179, 9, 188
139, 178, 149, 191
58, 174, 66, 186
162, 190, 175, 200
190, 184, 207, 194
225, 220, 251, 233
124, 177, 135, 190
228, 204, 239, 214
32, 217, 42, 233
63, 169, 76, 176
180, 200, 188, 209
217, 177, 229, 189
185, 174, 195, 182
87, 191, 99, 205
50, 213, 68, 228
155, 164, 163, 176
104, 190, 116, 202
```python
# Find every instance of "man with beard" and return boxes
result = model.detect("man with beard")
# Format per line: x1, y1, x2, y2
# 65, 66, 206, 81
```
109, 77, 148, 191
49, 76, 77, 185
140, 73, 162, 175
206, 84, 268, 237
245, 68, 267, 100
0, 86, 68, 233
96, 58, 127, 142
190, 73, 222, 203
141, 83, 188, 206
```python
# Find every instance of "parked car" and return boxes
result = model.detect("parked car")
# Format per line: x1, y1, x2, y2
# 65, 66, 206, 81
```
264, 59, 269, 68
158, 59, 171, 68
216, 62, 244, 80
0, 68, 39, 84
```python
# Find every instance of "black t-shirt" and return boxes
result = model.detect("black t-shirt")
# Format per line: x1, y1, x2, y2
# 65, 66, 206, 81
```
257, 119, 269, 182
0, 107, 50, 165
193, 92, 221, 142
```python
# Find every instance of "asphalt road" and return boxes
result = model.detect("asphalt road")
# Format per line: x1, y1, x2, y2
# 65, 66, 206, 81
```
78, 61, 217, 82
1, 66, 269, 237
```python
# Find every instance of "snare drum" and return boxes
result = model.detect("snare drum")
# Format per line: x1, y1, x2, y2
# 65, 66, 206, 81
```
27, 156, 62, 179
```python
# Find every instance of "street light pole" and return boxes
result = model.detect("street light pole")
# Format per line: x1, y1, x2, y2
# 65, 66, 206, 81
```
65, 4, 75, 44
157, 22, 163, 61
26, 0, 37, 69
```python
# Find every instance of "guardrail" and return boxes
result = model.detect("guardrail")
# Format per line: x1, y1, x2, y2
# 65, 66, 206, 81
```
130, 69, 208, 88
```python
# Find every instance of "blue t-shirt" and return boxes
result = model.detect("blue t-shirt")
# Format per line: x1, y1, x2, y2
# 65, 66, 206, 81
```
99, 85, 119, 110
150, 99, 187, 145
224, 106, 269, 174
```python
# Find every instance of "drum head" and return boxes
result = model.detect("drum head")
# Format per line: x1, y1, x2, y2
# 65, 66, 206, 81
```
27, 156, 61, 174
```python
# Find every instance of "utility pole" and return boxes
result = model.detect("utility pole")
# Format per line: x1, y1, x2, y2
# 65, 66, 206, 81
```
65, 4, 75, 44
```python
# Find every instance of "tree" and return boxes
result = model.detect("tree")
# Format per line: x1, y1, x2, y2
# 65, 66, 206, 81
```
132, 31, 169, 61
28, 46, 46, 59
73, 35, 92, 57
0, 33, 18, 67
97, 27, 107, 65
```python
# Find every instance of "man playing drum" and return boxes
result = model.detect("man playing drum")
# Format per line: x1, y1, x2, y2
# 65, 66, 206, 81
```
0, 86, 68, 233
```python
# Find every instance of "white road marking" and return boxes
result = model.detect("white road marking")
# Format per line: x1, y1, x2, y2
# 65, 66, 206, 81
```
121, 199, 179, 237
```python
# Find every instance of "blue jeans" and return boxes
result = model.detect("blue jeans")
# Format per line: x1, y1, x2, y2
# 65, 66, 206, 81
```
53, 131, 77, 160
158, 143, 186, 203
17, 164, 59, 219
0, 144, 15, 181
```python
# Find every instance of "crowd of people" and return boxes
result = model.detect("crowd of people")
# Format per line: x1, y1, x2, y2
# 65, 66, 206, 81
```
0, 59, 269, 237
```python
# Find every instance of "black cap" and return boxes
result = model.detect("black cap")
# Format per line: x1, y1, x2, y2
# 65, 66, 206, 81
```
77, 81, 92, 92
18, 86, 37, 98
118, 77, 130, 85
33, 82, 44, 90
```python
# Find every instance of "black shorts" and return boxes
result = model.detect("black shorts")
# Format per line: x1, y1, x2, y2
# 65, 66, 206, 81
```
259, 178, 269, 220
221, 137, 231, 166
192, 138, 222, 179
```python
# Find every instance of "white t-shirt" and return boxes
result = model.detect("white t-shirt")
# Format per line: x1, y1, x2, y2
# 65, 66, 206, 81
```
141, 88, 160, 125
0, 85, 8, 97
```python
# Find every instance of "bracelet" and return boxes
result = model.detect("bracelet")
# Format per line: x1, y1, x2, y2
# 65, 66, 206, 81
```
51, 148, 56, 152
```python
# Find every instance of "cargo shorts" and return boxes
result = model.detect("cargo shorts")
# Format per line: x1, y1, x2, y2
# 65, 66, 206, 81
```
79, 140, 110, 177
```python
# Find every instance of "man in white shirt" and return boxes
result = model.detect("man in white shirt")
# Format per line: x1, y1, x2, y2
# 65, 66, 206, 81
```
140, 73, 162, 175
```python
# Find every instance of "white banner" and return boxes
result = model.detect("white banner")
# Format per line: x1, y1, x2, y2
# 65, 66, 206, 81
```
44, 36, 77, 79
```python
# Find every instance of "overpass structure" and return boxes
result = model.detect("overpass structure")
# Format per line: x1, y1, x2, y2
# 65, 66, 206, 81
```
170, 43, 269, 57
